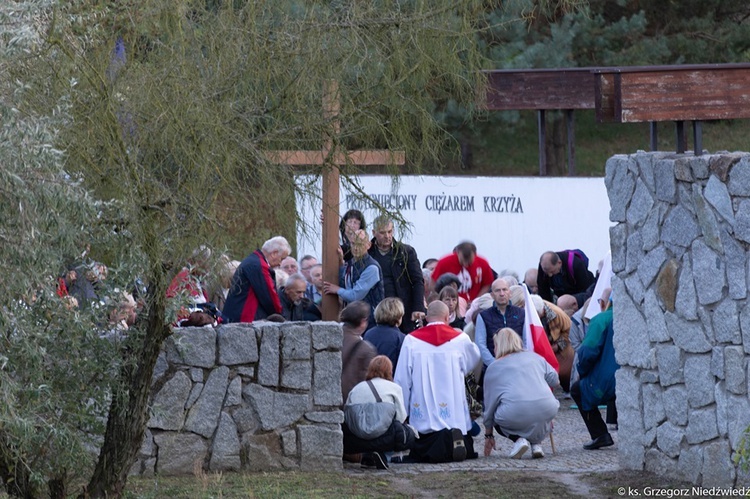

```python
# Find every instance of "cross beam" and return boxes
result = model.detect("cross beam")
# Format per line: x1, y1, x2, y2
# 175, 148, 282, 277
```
264, 81, 405, 321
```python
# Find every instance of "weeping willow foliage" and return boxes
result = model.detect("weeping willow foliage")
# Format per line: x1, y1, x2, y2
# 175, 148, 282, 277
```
47, 0, 497, 257
0, 2, 126, 497
2, 0, 583, 496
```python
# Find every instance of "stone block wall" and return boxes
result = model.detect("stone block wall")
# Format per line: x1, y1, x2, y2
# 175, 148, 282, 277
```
129, 321, 344, 476
607, 151, 750, 487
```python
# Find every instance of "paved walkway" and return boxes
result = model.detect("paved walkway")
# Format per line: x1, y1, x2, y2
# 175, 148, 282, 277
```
345, 390, 620, 474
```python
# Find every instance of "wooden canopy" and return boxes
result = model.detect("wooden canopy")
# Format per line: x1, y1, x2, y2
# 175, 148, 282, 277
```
482, 63, 750, 165
594, 63, 750, 123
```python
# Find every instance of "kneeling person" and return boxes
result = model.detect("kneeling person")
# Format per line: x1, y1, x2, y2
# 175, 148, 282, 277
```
344, 356, 415, 469
483, 328, 559, 459
394, 301, 481, 463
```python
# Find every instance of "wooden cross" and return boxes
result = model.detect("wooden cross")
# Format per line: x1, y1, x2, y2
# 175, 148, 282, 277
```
264, 80, 405, 321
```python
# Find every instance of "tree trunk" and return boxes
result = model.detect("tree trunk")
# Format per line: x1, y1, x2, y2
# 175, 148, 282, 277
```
83, 280, 171, 498
459, 136, 473, 170
48, 475, 66, 499
0, 440, 33, 499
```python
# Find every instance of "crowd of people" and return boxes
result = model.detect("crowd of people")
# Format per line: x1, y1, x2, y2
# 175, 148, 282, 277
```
60, 209, 617, 469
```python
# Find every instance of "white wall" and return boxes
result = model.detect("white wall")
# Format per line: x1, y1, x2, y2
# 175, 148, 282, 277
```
295, 175, 613, 278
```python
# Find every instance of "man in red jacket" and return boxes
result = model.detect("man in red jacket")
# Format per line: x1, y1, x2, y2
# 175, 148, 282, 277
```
432, 241, 493, 304
223, 236, 291, 323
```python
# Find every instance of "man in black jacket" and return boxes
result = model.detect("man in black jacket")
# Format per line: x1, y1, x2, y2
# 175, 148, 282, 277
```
368, 215, 425, 333
537, 250, 595, 308
279, 273, 321, 321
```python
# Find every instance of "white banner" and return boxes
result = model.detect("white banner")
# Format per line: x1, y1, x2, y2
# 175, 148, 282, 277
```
296, 175, 613, 280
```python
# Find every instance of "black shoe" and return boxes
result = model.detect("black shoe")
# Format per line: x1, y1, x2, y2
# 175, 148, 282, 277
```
451, 428, 467, 462
360, 453, 376, 468
583, 433, 614, 450
372, 451, 389, 470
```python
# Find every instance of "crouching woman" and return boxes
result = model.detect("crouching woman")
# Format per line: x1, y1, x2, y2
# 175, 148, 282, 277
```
343, 355, 416, 469
483, 328, 559, 459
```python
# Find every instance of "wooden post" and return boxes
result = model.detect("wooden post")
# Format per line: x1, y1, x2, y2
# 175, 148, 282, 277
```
676, 121, 686, 154
649, 122, 658, 151
537, 110, 546, 176
693, 120, 703, 156
321, 81, 341, 321
566, 109, 575, 176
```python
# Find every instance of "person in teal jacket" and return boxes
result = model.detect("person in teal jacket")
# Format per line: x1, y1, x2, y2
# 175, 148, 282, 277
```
569, 301, 618, 450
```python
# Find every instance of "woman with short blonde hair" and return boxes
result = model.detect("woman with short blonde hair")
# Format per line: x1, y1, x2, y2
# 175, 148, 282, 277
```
493, 327, 524, 358
364, 298, 406, 375
483, 328, 559, 460
374, 297, 404, 328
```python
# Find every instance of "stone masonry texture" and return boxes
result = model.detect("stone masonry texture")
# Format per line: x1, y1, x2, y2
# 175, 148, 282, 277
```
607, 152, 750, 487
132, 321, 343, 476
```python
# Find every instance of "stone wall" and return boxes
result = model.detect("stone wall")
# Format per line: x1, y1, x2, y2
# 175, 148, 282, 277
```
129, 321, 344, 476
607, 151, 750, 487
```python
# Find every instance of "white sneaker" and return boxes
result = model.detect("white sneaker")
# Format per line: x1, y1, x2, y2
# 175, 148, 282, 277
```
509, 438, 529, 459
531, 444, 544, 458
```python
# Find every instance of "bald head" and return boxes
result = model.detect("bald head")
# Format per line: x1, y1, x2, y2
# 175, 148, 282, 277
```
557, 294, 578, 317
425, 300, 450, 324
540, 251, 562, 277
524, 268, 538, 294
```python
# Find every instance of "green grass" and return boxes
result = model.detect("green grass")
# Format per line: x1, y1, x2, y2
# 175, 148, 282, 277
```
123, 469, 703, 499
125, 471, 400, 499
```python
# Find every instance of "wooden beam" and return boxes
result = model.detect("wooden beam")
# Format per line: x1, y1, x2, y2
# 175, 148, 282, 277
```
594, 64, 750, 123
264, 150, 405, 166
320, 80, 340, 322
483, 68, 598, 110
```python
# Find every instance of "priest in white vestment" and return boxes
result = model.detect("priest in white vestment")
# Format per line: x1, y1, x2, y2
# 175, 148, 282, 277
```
394, 300, 481, 462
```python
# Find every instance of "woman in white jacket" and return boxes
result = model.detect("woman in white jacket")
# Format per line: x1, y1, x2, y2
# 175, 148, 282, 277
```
344, 356, 414, 469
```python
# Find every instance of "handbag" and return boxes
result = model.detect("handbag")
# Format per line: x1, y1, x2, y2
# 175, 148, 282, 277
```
344, 380, 397, 440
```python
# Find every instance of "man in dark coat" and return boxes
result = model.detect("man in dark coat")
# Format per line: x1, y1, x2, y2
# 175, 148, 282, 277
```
537, 250, 595, 308
279, 273, 321, 321
224, 236, 290, 323
368, 215, 425, 333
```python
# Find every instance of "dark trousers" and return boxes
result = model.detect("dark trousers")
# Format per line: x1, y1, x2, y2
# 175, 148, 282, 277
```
606, 399, 618, 425
494, 425, 519, 443
570, 381, 609, 439
408, 428, 477, 463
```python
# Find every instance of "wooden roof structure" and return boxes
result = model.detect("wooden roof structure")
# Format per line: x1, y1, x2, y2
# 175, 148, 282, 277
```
482, 63, 750, 174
